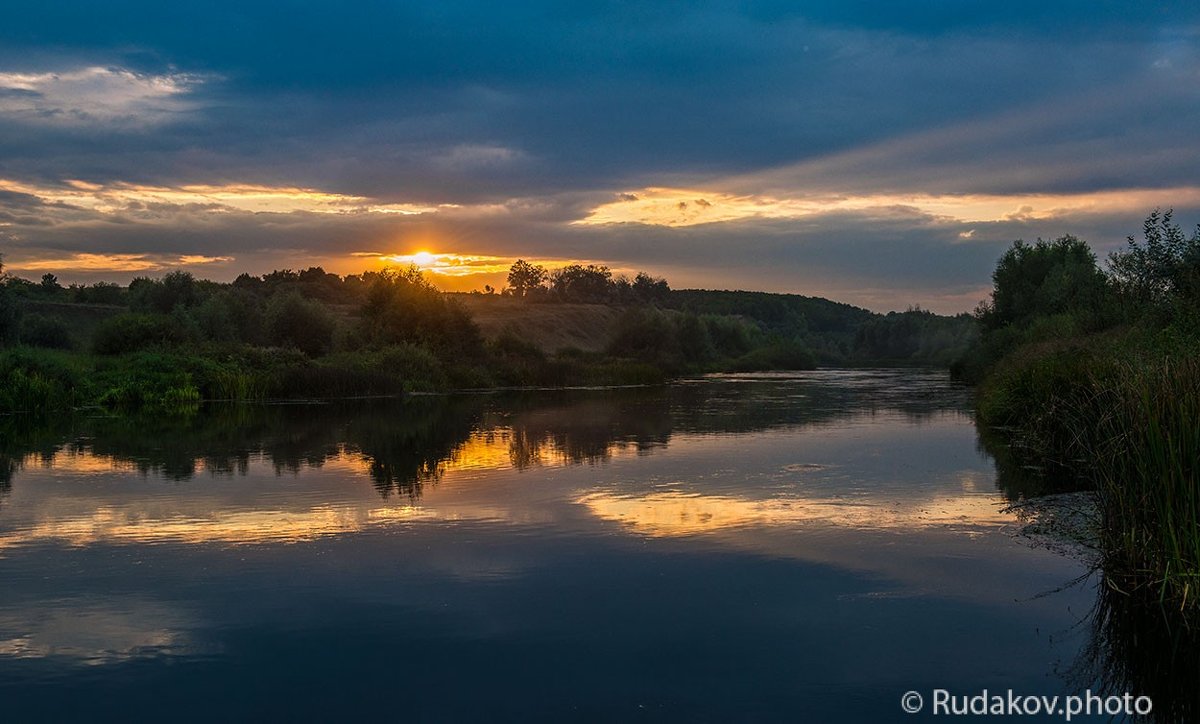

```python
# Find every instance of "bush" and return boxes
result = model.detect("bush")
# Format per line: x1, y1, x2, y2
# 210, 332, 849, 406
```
607, 308, 683, 369
129, 271, 199, 313
266, 292, 335, 356
702, 314, 757, 358
194, 289, 265, 344
93, 313, 187, 355
0, 283, 21, 346
322, 344, 447, 392
728, 341, 817, 372
19, 314, 74, 349
0, 348, 88, 413
72, 281, 125, 305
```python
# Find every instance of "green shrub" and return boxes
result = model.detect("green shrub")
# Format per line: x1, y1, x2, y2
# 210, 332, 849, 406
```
323, 344, 447, 392
728, 341, 817, 372
607, 308, 684, 370
18, 314, 74, 349
93, 313, 186, 355
0, 348, 88, 413
266, 291, 335, 356
193, 289, 265, 344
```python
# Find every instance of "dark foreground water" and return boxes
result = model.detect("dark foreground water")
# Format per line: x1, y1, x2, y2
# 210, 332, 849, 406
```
0, 371, 1117, 721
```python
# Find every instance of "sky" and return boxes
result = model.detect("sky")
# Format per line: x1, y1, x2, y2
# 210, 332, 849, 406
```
1, 1, 1198, 313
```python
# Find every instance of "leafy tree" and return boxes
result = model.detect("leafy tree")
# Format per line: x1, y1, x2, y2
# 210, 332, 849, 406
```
130, 271, 200, 313
40, 273, 65, 298
551, 264, 612, 302
676, 312, 715, 363
607, 308, 682, 368
506, 260, 547, 299
976, 235, 1111, 332
194, 289, 265, 344
72, 281, 125, 305
360, 267, 483, 359
1108, 208, 1200, 320
631, 272, 670, 303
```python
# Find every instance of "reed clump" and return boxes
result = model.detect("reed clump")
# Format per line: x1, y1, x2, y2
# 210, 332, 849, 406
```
1087, 357, 1200, 607
978, 336, 1200, 610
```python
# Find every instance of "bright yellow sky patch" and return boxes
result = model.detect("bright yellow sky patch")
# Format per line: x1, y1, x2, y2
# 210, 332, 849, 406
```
367, 252, 516, 277
577, 185, 1200, 228
355, 252, 610, 282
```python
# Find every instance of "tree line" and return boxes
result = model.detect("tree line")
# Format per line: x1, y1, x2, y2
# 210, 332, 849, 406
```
505, 260, 670, 304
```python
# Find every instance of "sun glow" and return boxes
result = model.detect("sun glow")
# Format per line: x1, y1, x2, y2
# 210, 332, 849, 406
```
363, 251, 528, 277
410, 250, 437, 268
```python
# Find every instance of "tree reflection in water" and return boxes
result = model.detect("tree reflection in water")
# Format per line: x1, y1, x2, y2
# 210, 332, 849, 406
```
0, 373, 972, 507
984, 420, 1199, 723
1071, 583, 1200, 724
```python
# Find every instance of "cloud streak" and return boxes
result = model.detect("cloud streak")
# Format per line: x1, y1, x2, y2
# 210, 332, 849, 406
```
0, 2, 1198, 311
0, 66, 203, 127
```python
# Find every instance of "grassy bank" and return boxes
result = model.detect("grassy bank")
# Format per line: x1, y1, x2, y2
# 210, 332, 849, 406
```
976, 327, 1200, 603
963, 212, 1200, 611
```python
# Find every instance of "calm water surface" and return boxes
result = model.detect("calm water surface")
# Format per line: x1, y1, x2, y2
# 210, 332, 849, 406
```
0, 371, 1100, 721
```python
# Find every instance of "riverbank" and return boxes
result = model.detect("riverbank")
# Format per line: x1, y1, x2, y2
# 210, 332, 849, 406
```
958, 215, 1200, 613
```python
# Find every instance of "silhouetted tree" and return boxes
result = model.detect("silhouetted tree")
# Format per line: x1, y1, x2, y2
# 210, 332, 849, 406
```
1108, 208, 1200, 325
506, 259, 547, 298
632, 272, 670, 303
40, 273, 65, 298
71, 281, 124, 305
551, 264, 612, 302
129, 271, 200, 313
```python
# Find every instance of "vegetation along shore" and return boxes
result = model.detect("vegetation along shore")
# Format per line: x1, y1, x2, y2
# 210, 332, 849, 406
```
956, 210, 1200, 616
0, 258, 974, 415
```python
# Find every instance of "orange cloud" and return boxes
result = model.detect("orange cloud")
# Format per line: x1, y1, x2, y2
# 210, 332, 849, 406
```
11, 253, 234, 273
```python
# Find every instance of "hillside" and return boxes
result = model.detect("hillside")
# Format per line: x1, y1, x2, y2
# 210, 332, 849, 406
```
450, 294, 623, 353
453, 289, 976, 366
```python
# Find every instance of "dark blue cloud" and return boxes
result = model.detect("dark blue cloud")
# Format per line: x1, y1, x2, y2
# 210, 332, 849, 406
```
1, 1, 1199, 310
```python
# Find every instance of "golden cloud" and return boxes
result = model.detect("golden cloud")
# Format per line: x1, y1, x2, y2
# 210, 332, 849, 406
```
576, 186, 1200, 228
0, 178, 445, 217
11, 253, 233, 274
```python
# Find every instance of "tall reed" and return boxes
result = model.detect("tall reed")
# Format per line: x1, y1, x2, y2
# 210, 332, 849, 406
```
1087, 358, 1200, 608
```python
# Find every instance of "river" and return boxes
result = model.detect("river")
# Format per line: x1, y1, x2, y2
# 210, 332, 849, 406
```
0, 371, 1122, 721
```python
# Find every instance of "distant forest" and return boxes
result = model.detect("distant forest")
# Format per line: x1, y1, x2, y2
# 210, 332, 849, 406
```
0, 257, 975, 416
